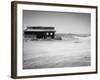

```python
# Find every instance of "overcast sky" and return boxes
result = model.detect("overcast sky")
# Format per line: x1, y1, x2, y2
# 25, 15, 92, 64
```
23, 10, 91, 34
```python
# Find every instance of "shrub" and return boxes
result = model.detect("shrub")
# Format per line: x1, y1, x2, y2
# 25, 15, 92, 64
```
55, 35, 62, 40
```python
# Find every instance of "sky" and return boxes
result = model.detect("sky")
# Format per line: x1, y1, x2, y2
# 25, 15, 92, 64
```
23, 10, 91, 34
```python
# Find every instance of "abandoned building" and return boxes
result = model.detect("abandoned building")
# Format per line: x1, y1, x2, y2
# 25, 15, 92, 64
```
24, 26, 56, 40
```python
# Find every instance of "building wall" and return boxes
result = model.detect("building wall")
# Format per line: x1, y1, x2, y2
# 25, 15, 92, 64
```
24, 31, 55, 39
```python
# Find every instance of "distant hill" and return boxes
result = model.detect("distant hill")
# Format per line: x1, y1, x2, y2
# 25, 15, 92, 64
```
55, 33, 91, 41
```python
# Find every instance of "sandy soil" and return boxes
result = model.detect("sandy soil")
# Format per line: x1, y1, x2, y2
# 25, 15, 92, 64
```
23, 38, 91, 69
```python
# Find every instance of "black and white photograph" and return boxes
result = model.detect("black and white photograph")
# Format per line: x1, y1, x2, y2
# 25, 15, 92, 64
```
23, 10, 91, 69
11, 1, 97, 78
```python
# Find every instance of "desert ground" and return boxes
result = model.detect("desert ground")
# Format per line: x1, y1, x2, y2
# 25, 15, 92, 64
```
23, 36, 91, 69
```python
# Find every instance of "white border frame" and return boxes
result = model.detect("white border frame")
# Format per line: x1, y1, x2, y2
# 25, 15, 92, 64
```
16, 3, 97, 76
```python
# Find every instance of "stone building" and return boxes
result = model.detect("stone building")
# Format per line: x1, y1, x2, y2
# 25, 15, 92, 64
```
24, 26, 56, 40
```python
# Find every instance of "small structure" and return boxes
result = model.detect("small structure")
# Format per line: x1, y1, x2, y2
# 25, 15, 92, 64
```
24, 26, 56, 40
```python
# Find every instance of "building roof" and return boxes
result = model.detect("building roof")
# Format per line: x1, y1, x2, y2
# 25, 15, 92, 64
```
27, 26, 55, 29
24, 26, 56, 32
